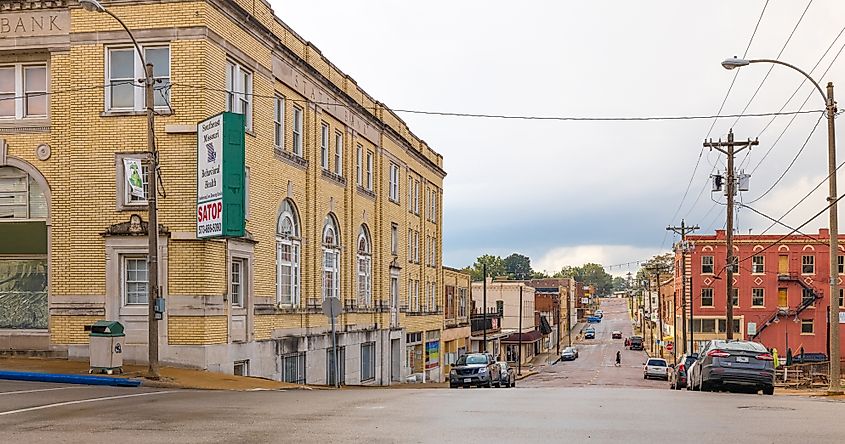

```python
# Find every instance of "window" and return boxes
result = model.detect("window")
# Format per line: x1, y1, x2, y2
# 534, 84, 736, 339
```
356, 144, 363, 186
413, 180, 420, 214
361, 342, 376, 382
334, 131, 343, 176
231, 258, 244, 307
701, 288, 713, 307
277, 200, 301, 306
430, 189, 437, 222
839, 256, 844, 274
292, 106, 303, 156
407, 228, 413, 263
327, 346, 345, 386
752, 288, 765, 307
320, 122, 329, 170
718, 319, 741, 334
700, 319, 716, 333
282, 353, 306, 384
752, 255, 764, 274
388, 163, 400, 202
701, 256, 713, 274
357, 226, 372, 307
802, 255, 814, 274
0, 166, 48, 219
0, 64, 48, 118
322, 215, 340, 301
731, 288, 739, 307
408, 176, 413, 211
366, 150, 373, 190
410, 279, 420, 312
429, 236, 436, 266
391, 223, 398, 255
414, 230, 420, 263
120, 159, 150, 206
841, 288, 844, 308
802, 288, 815, 306
225, 60, 252, 129
123, 256, 148, 305
801, 319, 814, 334
458, 288, 467, 317
233, 360, 249, 376
728, 257, 739, 274
274, 96, 285, 148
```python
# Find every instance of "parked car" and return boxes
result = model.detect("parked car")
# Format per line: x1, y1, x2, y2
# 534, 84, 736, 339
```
595, 309, 604, 318
629, 336, 644, 350
690, 340, 775, 395
669, 353, 698, 390
561, 347, 579, 361
643, 358, 669, 380
449, 353, 500, 388
612, 330, 622, 339
686, 357, 702, 391
584, 327, 596, 339
496, 361, 516, 388
587, 316, 601, 323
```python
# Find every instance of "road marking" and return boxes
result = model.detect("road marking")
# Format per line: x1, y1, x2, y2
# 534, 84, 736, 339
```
0, 386, 85, 396
0, 390, 177, 417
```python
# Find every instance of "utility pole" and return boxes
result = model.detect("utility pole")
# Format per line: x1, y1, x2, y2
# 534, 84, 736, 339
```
556, 294, 561, 356
825, 82, 842, 394
518, 285, 523, 376
644, 279, 653, 354
667, 221, 698, 354
689, 275, 695, 354
144, 62, 161, 380
482, 264, 487, 354
705, 129, 758, 341
646, 265, 671, 357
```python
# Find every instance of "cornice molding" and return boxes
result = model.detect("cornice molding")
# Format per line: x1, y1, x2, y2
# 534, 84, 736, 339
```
0, 1, 67, 10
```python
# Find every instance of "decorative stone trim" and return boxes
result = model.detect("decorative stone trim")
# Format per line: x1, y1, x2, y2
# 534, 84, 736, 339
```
274, 147, 307, 169
357, 185, 376, 200
0, 1, 66, 11
321, 169, 346, 186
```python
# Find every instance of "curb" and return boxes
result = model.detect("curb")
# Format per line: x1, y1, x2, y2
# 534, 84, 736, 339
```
0, 370, 142, 387
515, 370, 537, 381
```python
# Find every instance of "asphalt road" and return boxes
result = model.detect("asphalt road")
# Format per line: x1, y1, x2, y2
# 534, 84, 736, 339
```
524, 297, 667, 388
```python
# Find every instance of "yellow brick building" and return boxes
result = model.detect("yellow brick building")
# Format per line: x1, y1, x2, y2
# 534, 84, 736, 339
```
0, 0, 445, 385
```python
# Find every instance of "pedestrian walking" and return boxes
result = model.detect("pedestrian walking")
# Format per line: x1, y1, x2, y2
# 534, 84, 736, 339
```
615, 350, 622, 367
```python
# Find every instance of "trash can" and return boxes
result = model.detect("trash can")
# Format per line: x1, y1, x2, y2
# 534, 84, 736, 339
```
88, 320, 125, 375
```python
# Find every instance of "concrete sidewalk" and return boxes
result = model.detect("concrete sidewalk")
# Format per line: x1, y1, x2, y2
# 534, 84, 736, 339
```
0, 357, 309, 391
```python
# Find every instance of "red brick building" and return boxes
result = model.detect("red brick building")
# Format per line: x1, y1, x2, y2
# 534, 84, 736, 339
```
680, 229, 845, 357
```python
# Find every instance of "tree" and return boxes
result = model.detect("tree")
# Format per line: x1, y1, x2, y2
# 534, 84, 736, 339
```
636, 253, 674, 285
612, 276, 627, 292
553, 263, 614, 295
503, 253, 532, 280
464, 254, 506, 281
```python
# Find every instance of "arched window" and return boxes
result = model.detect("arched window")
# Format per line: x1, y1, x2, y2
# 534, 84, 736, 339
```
322, 214, 340, 301
276, 200, 300, 306
357, 225, 372, 307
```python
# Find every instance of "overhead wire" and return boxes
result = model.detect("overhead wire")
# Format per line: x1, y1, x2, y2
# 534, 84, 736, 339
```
759, 160, 845, 235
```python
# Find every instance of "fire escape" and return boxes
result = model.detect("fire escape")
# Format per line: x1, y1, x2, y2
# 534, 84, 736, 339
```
751, 274, 823, 341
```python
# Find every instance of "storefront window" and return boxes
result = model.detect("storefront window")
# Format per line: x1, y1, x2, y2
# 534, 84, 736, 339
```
0, 259, 47, 329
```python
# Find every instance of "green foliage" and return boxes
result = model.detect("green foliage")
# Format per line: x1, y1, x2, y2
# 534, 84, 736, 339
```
612, 276, 627, 291
553, 263, 614, 295
465, 254, 507, 281
503, 253, 532, 280
636, 253, 675, 285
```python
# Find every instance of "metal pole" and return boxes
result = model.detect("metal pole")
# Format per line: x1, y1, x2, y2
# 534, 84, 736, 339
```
725, 129, 736, 341
145, 62, 160, 380
646, 280, 652, 354
826, 82, 842, 394
556, 295, 561, 356
483, 264, 487, 354
567, 290, 572, 347
657, 269, 663, 357
682, 243, 687, 355
518, 285, 523, 376
690, 276, 695, 354
331, 307, 339, 388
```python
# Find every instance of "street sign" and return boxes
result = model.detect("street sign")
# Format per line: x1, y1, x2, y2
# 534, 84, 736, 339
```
666, 342, 674, 352
747, 322, 757, 336
196, 112, 245, 239
322, 297, 342, 319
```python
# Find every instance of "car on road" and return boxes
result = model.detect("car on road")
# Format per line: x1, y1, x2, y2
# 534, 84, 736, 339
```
449, 353, 500, 388
595, 309, 604, 318
643, 358, 669, 380
584, 327, 596, 339
496, 361, 516, 388
587, 316, 601, 323
611, 330, 622, 339
669, 353, 698, 390
688, 340, 775, 395
629, 336, 644, 350
561, 347, 579, 361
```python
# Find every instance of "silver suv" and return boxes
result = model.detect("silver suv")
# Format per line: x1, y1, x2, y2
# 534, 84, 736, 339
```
449, 353, 500, 388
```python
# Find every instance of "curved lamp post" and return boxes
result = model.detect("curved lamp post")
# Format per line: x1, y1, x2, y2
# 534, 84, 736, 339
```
722, 56, 841, 394
81, 0, 161, 380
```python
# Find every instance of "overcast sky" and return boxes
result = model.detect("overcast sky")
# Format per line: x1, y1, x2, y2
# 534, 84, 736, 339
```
271, 0, 845, 276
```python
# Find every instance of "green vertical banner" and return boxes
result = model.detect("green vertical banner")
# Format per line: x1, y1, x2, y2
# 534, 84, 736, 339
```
196, 112, 245, 239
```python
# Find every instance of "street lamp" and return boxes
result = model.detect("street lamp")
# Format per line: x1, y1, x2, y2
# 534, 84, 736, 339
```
81, 0, 162, 380
722, 56, 841, 394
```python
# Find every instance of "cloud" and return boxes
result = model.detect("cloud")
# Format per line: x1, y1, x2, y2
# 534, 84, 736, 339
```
534, 245, 667, 277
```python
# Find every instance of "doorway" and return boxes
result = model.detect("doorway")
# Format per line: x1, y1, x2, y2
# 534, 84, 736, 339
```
778, 288, 788, 308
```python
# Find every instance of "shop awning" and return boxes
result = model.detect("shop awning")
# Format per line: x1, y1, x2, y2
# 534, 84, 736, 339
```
501, 330, 543, 344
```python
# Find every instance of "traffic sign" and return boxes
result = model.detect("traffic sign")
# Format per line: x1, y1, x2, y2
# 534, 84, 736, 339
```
322, 297, 342, 319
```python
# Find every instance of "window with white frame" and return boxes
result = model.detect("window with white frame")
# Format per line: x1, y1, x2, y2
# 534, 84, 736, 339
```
701, 256, 714, 274
410, 279, 419, 312
839, 255, 844, 274
292, 105, 303, 156
428, 281, 436, 311
0, 63, 48, 119
323, 215, 341, 301
320, 122, 329, 170
277, 200, 301, 306
752, 255, 764, 274
407, 228, 413, 263
0, 166, 48, 219
391, 223, 398, 255
334, 131, 343, 176
231, 258, 244, 307
458, 287, 467, 317
389, 163, 400, 202
413, 180, 420, 214
274, 95, 285, 149
225, 60, 252, 129
701, 288, 714, 307
121, 158, 150, 206
106, 46, 170, 112
802, 255, 814, 274
414, 230, 420, 263
366, 150, 373, 191
752, 288, 764, 307
407, 176, 413, 212
801, 319, 814, 334
356, 144, 363, 186
357, 226, 372, 307
840, 288, 844, 307
430, 189, 437, 221
361, 342, 375, 382
122, 256, 148, 305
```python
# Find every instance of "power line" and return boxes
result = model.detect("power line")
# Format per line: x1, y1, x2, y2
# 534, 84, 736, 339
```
736, 202, 820, 241
760, 159, 845, 234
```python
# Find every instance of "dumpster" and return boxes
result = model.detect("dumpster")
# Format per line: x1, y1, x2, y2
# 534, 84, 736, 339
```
89, 320, 125, 375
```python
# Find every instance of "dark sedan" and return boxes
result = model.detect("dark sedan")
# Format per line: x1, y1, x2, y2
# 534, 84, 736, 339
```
669, 353, 697, 390
690, 340, 775, 395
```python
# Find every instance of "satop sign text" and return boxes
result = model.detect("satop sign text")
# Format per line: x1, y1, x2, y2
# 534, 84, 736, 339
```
196, 113, 245, 239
